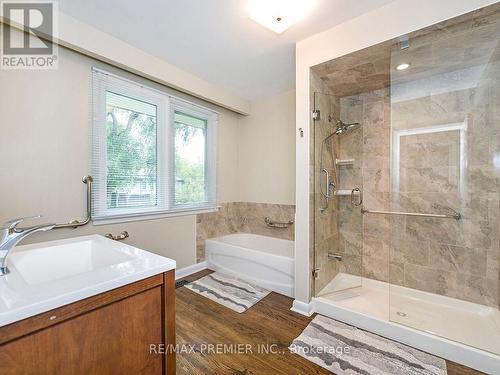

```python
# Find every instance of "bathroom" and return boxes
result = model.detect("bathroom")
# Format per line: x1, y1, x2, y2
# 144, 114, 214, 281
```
1, 1, 499, 374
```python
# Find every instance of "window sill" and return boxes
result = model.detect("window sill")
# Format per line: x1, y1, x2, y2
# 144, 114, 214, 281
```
92, 206, 220, 226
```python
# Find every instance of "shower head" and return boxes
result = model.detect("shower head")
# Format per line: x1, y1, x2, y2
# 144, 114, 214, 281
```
335, 120, 361, 136
325, 114, 361, 136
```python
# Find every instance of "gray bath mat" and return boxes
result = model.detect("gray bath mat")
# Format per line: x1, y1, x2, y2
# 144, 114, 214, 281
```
290, 315, 447, 375
185, 272, 270, 313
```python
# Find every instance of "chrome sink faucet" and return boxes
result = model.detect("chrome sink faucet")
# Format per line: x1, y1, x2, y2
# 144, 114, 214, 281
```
0, 216, 55, 276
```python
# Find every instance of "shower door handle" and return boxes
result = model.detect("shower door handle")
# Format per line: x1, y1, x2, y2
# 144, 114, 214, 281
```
321, 169, 333, 198
351, 188, 363, 206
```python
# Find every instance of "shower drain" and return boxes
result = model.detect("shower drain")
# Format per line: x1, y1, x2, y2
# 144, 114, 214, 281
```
396, 311, 408, 317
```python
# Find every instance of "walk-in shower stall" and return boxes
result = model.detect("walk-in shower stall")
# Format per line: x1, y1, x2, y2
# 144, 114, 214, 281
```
310, 3, 500, 372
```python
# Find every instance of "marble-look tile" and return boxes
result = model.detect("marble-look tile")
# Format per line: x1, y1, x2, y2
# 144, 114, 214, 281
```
390, 239, 430, 267
363, 192, 391, 211
313, 29, 500, 302
340, 230, 363, 256
404, 216, 466, 247
428, 244, 487, 276
399, 166, 460, 194
389, 262, 405, 286
404, 264, 457, 297
363, 168, 390, 193
486, 249, 499, 281
400, 133, 460, 168
455, 274, 493, 306
336, 85, 499, 306
468, 166, 500, 194
339, 231, 362, 277
339, 254, 362, 276
362, 215, 392, 240
338, 167, 362, 190
362, 235, 390, 282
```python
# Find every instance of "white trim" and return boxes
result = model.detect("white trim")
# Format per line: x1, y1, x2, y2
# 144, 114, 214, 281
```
175, 261, 208, 280
290, 299, 315, 317
391, 120, 468, 195
91, 69, 219, 223
92, 207, 219, 226
92, 69, 170, 220
170, 97, 218, 210
92, 68, 222, 115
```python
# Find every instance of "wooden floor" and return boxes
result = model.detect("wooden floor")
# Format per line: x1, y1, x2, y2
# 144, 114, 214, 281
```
176, 270, 482, 375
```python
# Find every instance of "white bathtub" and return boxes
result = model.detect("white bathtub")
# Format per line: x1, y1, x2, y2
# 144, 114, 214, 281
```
205, 233, 294, 297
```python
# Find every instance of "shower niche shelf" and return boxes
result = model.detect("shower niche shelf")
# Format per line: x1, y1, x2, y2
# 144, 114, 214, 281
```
336, 159, 355, 166
334, 190, 361, 196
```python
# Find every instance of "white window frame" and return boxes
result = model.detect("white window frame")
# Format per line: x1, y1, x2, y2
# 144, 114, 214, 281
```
91, 68, 218, 224
169, 98, 218, 212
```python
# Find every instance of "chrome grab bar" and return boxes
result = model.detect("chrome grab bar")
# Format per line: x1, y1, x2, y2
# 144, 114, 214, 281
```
320, 168, 331, 198
264, 217, 294, 229
53, 175, 93, 229
361, 207, 461, 220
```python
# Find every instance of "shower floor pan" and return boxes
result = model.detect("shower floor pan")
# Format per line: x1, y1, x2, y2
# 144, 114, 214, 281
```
314, 273, 500, 373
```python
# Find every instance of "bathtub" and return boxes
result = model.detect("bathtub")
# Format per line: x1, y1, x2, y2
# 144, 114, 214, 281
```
205, 233, 294, 297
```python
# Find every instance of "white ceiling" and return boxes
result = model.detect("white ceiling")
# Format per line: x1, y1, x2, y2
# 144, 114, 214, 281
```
59, 0, 396, 101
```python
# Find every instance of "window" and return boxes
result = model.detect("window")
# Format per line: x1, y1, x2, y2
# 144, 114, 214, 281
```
92, 69, 217, 223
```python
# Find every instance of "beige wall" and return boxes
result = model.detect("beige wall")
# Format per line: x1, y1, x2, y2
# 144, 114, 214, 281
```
0, 36, 296, 269
0, 43, 243, 269
239, 90, 296, 205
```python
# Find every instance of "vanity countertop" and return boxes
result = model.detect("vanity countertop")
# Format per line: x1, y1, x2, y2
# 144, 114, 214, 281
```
0, 235, 176, 327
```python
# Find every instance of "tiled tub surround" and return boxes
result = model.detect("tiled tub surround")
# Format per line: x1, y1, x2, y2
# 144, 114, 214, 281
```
196, 202, 295, 262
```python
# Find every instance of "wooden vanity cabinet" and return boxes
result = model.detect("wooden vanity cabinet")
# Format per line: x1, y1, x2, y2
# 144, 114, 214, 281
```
0, 270, 176, 375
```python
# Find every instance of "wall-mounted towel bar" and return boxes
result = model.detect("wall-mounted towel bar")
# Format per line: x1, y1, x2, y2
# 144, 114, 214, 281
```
361, 206, 461, 220
264, 217, 294, 229
53, 175, 93, 229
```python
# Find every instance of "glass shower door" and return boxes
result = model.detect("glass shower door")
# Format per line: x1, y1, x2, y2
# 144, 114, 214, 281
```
313, 91, 363, 297
388, 9, 500, 356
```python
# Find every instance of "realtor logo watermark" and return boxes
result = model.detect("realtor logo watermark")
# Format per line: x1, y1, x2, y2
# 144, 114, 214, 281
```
1, 1, 58, 69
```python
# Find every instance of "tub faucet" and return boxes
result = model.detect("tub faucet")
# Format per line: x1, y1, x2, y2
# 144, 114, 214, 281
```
0, 216, 55, 276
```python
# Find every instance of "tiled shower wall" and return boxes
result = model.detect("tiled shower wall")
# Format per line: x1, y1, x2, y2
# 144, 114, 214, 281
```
337, 67, 500, 307
196, 202, 295, 262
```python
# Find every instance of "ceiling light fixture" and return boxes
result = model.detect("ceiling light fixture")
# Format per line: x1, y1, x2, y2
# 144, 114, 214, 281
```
247, 0, 316, 34
396, 63, 410, 71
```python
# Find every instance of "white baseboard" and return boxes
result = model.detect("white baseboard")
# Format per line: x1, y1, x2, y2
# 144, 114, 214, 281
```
175, 261, 208, 280
290, 299, 315, 316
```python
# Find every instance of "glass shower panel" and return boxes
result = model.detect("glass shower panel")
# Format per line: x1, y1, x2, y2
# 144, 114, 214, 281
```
312, 91, 363, 297
388, 7, 500, 356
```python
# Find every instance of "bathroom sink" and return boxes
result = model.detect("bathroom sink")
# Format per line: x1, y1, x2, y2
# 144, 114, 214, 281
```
0, 235, 176, 327
10, 238, 133, 285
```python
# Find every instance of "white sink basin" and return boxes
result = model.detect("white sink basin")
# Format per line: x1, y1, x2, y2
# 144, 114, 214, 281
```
0, 235, 176, 327
11, 239, 133, 285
